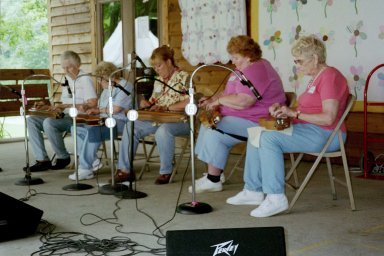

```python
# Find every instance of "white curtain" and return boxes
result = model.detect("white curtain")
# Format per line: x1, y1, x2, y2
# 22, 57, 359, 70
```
179, 0, 247, 66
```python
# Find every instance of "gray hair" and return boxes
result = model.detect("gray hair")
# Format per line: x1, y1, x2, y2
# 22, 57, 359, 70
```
60, 50, 81, 66
291, 35, 326, 64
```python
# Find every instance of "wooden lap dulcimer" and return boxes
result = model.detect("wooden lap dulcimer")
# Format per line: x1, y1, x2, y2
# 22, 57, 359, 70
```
76, 114, 105, 126
259, 115, 291, 130
138, 110, 187, 124
27, 108, 65, 119
198, 108, 222, 128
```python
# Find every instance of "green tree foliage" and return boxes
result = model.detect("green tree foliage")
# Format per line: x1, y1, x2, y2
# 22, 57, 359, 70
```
0, 0, 48, 68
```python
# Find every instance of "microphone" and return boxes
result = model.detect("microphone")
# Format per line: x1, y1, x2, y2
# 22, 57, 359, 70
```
113, 83, 131, 96
61, 77, 72, 97
133, 52, 155, 77
135, 52, 147, 68
236, 70, 262, 100
0, 83, 22, 98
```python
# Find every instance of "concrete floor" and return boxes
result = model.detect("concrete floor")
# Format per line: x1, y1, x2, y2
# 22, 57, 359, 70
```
0, 138, 384, 256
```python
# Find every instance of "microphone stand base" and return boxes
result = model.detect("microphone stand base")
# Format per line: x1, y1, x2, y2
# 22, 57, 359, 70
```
15, 176, 44, 186
115, 188, 147, 199
177, 202, 213, 215
99, 183, 129, 195
62, 183, 93, 191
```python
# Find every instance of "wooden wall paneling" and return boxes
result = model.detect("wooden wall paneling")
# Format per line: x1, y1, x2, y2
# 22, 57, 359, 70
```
51, 23, 91, 36
51, 44, 92, 55
50, 0, 85, 8
48, 0, 95, 90
51, 34, 92, 45
50, 3, 90, 17
159, 0, 169, 46
51, 12, 91, 25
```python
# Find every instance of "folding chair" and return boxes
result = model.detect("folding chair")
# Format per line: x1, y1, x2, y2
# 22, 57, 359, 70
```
285, 94, 356, 212
226, 92, 297, 182
137, 134, 190, 183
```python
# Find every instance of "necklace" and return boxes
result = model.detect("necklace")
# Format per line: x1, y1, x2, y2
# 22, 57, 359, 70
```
307, 66, 327, 89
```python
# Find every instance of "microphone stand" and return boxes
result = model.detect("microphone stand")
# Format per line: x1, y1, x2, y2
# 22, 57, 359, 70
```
177, 64, 249, 214
63, 73, 94, 191
115, 67, 147, 199
15, 74, 64, 186
98, 66, 132, 195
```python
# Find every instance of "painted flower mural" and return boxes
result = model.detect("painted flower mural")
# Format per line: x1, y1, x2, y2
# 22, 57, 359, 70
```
289, 25, 303, 44
350, 65, 366, 97
350, 0, 359, 15
347, 20, 367, 57
378, 72, 384, 87
289, 0, 307, 22
264, 0, 281, 24
318, 0, 334, 18
263, 30, 282, 61
288, 65, 304, 92
316, 27, 335, 44
379, 25, 384, 40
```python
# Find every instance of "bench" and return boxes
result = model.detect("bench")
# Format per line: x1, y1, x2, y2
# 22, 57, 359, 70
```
0, 69, 53, 117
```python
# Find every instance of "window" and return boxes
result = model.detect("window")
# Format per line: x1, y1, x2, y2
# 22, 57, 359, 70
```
96, 0, 159, 68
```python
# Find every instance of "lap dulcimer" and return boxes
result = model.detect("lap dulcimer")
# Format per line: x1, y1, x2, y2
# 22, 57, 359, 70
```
138, 110, 187, 124
76, 114, 105, 126
27, 108, 65, 119
258, 115, 291, 130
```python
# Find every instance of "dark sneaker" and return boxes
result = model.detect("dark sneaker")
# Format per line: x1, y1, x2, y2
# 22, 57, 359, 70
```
24, 161, 52, 172
155, 174, 172, 185
51, 157, 71, 170
109, 170, 136, 183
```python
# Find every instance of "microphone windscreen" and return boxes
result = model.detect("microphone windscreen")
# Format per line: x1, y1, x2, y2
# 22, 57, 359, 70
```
144, 68, 156, 76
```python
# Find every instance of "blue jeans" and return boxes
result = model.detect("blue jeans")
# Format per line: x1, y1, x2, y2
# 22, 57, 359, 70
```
73, 119, 126, 170
243, 123, 347, 194
27, 115, 72, 161
195, 116, 258, 170
118, 120, 190, 175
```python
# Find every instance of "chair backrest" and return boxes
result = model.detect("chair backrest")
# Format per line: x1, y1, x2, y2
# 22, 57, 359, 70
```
285, 92, 296, 108
286, 93, 357, 212
320, 93, 356, 154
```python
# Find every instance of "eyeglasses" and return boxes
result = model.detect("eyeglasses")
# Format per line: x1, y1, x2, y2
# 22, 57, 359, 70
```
293, 59, 305, 65
294, 56, 313, 65
96, 77, 109, 83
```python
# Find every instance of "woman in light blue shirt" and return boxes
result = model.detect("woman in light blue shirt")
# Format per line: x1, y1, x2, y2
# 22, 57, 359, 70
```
69, 61, 133, 180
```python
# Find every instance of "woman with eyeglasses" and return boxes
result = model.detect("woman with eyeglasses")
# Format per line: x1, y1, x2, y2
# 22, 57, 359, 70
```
68, 61, 133, 180
227, 35, 350, 217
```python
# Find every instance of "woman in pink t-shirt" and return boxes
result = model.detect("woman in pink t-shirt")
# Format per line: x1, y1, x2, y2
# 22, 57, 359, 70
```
227, 35, 350, 217
191, 35, 286, 194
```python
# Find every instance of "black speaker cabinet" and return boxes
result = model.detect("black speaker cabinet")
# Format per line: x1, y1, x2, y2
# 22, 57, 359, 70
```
0, 192, 43, 242
166, 226, 286, 256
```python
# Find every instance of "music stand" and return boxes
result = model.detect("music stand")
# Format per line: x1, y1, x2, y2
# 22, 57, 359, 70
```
15, 74, 59, 186
63, 73, 93, 191
177, 64, 251, 214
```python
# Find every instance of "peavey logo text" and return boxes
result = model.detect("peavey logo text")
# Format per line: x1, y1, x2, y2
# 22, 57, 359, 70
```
211, 240, 239, 256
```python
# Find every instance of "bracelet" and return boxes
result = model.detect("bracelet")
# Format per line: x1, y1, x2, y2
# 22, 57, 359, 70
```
295, 110, 301, 119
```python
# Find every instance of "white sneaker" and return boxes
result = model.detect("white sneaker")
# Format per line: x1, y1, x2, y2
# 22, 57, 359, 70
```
202, 172, 226, 183
250, 194, 288, 218
92, 158, 103, 171
68, 168, 94, 181
188, 175, 223, 193
226, 189, 264, 205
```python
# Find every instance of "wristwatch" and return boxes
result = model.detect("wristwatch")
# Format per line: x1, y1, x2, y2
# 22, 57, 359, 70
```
295, 110, 301, 119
